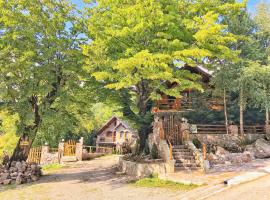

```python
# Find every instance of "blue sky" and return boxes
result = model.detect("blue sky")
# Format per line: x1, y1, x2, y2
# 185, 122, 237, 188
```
71, 0, 269, 13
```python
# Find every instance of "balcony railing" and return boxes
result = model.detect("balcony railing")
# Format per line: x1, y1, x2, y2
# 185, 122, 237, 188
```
152, 97, 224, 113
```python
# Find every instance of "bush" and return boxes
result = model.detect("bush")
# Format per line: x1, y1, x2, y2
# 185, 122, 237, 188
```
150, 143, 159, 159
192, 138, 202, 149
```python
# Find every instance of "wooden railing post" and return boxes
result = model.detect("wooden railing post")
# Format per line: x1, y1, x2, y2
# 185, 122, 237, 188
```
202, 143, 207, 160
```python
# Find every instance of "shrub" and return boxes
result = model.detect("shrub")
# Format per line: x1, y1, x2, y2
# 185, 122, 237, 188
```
192, 138, 202, 149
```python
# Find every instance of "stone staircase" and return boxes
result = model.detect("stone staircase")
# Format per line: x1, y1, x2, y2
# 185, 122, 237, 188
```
173, 145, 201, 171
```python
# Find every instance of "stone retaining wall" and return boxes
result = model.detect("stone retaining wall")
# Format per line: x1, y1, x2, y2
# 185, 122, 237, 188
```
190, 133, 265, 151
118, 156, 174, 178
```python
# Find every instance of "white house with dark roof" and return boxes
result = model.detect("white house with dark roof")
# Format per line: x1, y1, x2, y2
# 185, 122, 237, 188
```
96, 116, 137, 148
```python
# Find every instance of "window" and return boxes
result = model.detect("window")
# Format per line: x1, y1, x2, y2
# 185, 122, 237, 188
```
106, 131, 112, 137
120, 131, 124, 138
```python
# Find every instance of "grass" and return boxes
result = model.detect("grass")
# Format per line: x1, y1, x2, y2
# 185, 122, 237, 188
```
130, 175, 200, 191
42, 163, 64, 172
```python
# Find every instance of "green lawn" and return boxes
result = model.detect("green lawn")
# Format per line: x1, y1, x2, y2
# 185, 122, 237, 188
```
130, 176, 200, 191
42, 164, 64, 173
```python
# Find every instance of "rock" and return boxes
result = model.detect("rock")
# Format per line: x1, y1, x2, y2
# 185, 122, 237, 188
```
31, 175, 39, 182
3, 179, 11, 185
1, 172, 10, 181
10, 161, 16, 167
245, 138, 270, 159
215, 146, 229, 156
15, 162, 22, 170
15, 175, 22, 185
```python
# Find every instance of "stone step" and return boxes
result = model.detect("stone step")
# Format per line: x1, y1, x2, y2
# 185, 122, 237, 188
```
172, 149, 191, 153
173, 155, 195, 160
173, 145, 188, 149
175, 166, 201, 171
173, 152, 194, 156
175, 162, 200, 167
175, 159, 196, 164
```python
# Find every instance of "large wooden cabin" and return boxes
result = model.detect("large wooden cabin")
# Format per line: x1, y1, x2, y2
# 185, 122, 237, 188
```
152, 65, 223, 113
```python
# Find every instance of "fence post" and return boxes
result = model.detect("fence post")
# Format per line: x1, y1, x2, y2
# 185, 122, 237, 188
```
202, 143, 207, 160
75, 137, 84, 161
40, 144, 49, 165
58, 139, 65, 164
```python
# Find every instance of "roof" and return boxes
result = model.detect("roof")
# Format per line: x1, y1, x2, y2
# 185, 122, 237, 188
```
96, 116, 135, 135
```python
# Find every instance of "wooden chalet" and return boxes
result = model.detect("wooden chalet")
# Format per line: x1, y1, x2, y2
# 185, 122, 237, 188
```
96, 116, 137, 148
152, 65, 223, 113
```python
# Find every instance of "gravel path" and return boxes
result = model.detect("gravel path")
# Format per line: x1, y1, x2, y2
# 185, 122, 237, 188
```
0, 155, 189, 200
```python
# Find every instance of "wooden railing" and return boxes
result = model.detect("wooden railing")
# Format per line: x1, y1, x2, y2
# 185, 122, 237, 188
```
241, 125, 265, 134
196, 124, 227, 134
83, 146, 115, 154
194, 124, 265, 135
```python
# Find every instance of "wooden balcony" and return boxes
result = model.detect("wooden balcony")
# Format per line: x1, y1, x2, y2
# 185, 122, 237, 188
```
152, 97, 224, 113
152, 97, 193, 113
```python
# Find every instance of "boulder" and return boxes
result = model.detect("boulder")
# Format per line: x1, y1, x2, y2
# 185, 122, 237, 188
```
245, 138, 270, 159
3, 179, 11, 185
1, 172, 10, 181
15, 175, 22, 185
215, 146, 229, 156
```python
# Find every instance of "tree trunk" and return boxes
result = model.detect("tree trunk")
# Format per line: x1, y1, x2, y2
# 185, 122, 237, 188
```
239, 89, 244, 136
136, 81, 152, 152
266, 107, 269, 125
10, 96, 40, 162
9, 130, 37, 162
223, 88, 229, 134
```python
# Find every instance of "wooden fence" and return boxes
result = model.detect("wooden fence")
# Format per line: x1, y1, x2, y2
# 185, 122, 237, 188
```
83, 146, 115, 154
27, 146, 42, 164
194, 124, 265, 135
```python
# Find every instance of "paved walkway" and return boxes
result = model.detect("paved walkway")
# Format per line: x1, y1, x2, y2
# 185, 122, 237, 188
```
207, 174, 270, 200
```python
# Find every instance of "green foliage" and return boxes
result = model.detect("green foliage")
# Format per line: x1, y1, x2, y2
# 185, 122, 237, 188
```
0, 0, 99, 152
83, 0, 244, 150
241, 63, 270, 112
0, 110, 19, 158
192, 138, 202, 149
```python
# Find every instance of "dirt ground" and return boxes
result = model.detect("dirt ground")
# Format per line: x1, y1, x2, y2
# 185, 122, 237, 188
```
1, 156, 270, 200
0, 155, 191, 200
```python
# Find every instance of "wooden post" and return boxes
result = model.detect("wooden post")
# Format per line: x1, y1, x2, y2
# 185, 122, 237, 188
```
202, 143, 207, 160
266, 107, 269, 125
223, 88, 229, 134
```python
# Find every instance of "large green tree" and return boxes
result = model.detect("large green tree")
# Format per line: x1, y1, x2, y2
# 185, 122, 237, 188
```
0, 0, 94, 161
84, 0, 244, 150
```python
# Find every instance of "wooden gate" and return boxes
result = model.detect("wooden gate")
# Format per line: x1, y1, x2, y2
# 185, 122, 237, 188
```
27, 146, 42, 164
64, 140, 76, 156
162, 113, 183, 145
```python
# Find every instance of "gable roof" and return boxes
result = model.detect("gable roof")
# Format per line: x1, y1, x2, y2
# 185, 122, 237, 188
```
96, 116, 134, 135
97, 116, 117, 135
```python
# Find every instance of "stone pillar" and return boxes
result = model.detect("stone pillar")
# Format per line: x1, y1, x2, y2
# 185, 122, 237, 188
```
229, 125, 238, 135
75, 137, 83, 161
265, 125, 270, 140
58, 139, 65, 164
40, 144, 49, 165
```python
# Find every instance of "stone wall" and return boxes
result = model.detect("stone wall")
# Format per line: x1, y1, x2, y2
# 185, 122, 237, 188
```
118, 156, 174, 178
40, 146, 59, 165
190, 133, 265, 151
